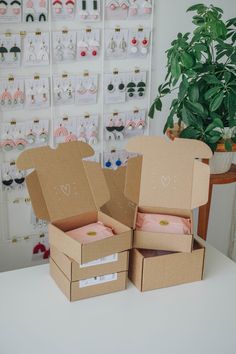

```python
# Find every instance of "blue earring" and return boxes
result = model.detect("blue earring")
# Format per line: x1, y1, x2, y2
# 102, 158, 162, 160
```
105, 160, 112, 168
116, 158, 122, 167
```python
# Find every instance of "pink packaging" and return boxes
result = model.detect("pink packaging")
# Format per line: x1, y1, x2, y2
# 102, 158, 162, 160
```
66, 222, 115, 244
136, 212, 191, 235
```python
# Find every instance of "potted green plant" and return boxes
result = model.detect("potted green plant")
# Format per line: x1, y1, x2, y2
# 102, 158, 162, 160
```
149, 3, 236, 174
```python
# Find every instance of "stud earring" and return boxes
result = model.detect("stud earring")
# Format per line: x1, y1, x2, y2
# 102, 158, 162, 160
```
54, 124, 69, 137
39, 128, 48, 144
53, 0, 62, 14
0, 44, 7, 61
107, 37, 116, 54
2, 172, 13, 187
0, 1, 7, 15
77, 124, 86, 143
65, 132, 77, 142
105, 159, 112, 168
142, 0, 152, 15
130, 36, 138, 53
107, 81, 115, 93
26, 129, 36, 144
88, 124, 98, 145
129, 0, 138, 16
65, 0, 75, 13
1, 89, 12, 106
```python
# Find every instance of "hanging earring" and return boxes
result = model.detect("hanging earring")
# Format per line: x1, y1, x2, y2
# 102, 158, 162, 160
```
77, 123, 86, 143
80, 0, 88, 19
119, 0, 129, 10
26, 41, 36, 62
114, 117, 124, 132
88, 123, 98, 145
39, 13, 46, 21
107, 81, 115, 93
105, 159, 112, 168
1, 132, 15, 151
118, 81, 125, 92
65, 132, 77, 142
108, 0, 119, 11
119, 36, 127, 52
39, 128, 48, 144
54, 124, 68, 137
26, 129, 36, 144
2, 172, 13, 188
0, 1, 7, 15
65, 82, 73, 100
43, 248, 50, 259
142, 0, 152, 14
55, 84, 63, 101
65, 0, 75, 14
77, 81, 87, 95
107, 37, 116, 54
55, 39, 64, 61
91, 0, 99, 19
136, 117, 146, 129
130, 36, 138, 53
115, 131, 124, 140
129, 0, 138, 16
10, 44, 21, 61
89, 37, 100, 57
1, 88, 12, 106
11, 0, 21, 14
67, 38, 76, 60
27, 86, 36, 105
88, 80, 97, 94
0, 43, 7, 61
115, 157, 122, 167
106, 118, 115, 132
53, 0, 62, 14
140, 37, 149, 54
126, 119, 135, 130
33, 242, 46, 254
39, 84, 48, 103
38, 41, 49, 62
15, 130, 27, 151
78, 38, 88, 57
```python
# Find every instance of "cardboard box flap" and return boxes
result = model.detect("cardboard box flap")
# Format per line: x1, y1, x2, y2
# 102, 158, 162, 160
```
125, 137, 212, 210
17, 142, 110, 222
101, 166, 137, 228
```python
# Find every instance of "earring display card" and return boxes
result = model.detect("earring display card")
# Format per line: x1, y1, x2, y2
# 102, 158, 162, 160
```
53, 116, 77, 144
127, 28, 150, 57
0, 0, 22, 23
51, 0, 76, 21
53, 74, 76, 105
105, 28, 128, 59
52, 30, 76, 62
105, 0, 129, 20
76, 28, 100, 60
23, 0, 48, 22
23, 31, 50, 66
104, 72, 126, 104
25, 77, 50, 109
103, 149, 137, 169
0, 77, 24, 111
77, 0, 101, 21
75, 73, 98, 105
0, 33, 21, 68
126, 70, 147, 100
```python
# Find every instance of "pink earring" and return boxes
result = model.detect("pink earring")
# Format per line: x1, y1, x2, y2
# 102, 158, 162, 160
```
65, 132, 77, 142
65, 0, 75, 13
126, 119, 135, 130
1, 132, 15, 152
13, 87, 24, 105
53, 0, 63, 14
142, 0, 152, 14
77, 124, 86, 143
136, 118, 145, 129
1, 89, 12, 106
26, 0, 33, 8
88, 124, 98, 145
120, 1, 129, 10
140, 37, 149, 54
109, 1, 119, 11
54, 124, 69, 137
130, 36, 138, 53
12, 3, 21, 14
39, 0, 46, 7
77, 81, 87, 95
88, 81, 97, 94
129, 0, 138, 16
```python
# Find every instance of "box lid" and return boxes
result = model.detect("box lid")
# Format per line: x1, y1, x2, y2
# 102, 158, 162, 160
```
17, 142, 110, 222
125, 137, 212, 210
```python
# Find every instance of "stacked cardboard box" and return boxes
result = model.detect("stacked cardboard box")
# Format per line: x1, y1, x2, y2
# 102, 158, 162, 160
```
124, 136, 212, 291
17, 142, 133, 301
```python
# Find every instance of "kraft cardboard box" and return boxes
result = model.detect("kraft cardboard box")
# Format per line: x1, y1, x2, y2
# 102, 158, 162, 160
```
50, 258, 128, 301
125, 137, 212, 252
50, 246, 129, 301
129, 239, 205, 292
16, 142, 133, 265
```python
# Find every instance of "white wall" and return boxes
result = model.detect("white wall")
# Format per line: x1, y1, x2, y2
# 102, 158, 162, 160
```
150, 0, 236, 259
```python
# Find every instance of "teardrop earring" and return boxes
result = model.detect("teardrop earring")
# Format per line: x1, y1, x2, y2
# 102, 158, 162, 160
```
107, 37, 116, 54
88, 124, 98, 145
15, 130, 27, 151
77, 81, 87, 95
26, 129, 36, 144
119, 36, 127, 52
1, 88, 12, 106
88, 81, 97, 94
77, 123, 86, 142
67, 38, 76, 60
13, 87, 24, 105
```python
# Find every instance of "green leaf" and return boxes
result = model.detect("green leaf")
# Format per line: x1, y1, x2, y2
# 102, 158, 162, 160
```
229, 119, 236, 128
207, 135, 221, 144
209, 92, 224, 112
225, 140, 233, 151
224, 71, 231, 83
181, 52, 194, 69
188, 84, 199, 103
204, 87, 221, 100
204, 75, 222, 84
171, 56, 181, 80
187, 4, 206, 12
155, 98, 162, 111
185, 101, 205, 115
179, 126, 201, 139
148, 103, 155, 119
163, 110, 175, 133
205, 118, 224, 133
178, 77, 189, 101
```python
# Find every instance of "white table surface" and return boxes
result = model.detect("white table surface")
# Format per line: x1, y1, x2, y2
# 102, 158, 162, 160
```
1, 241, 236, 354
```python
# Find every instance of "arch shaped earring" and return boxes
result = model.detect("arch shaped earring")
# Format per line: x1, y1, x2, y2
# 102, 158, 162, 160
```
65, 132, 77, 142
54, 124, 69, 137
39, 13, 46, 21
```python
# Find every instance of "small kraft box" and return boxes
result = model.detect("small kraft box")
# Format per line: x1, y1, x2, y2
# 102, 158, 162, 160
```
50, 246, 129, 301
125, 137, 212, 253
17, 142, 133, 300
129, 239, 205, 292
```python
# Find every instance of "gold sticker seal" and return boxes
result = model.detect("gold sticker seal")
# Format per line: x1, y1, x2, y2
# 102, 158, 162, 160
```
159, 220, 169, 226
87, 231, 97, 237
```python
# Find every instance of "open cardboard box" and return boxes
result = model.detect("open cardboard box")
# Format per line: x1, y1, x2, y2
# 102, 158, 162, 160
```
125, 137, 212, 252
129, 239, 205, 292
50, 246, 129, 301
17, 142, 133, 264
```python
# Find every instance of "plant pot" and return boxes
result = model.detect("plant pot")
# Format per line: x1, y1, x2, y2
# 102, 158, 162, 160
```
209, 143, 236, 174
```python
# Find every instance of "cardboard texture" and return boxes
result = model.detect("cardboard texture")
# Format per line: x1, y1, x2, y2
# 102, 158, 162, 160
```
50, 245, 129, 281
50, 258, 128, 301
129, 240, 205, 292
125, 137, 212, 252
17, 142, 133, 264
